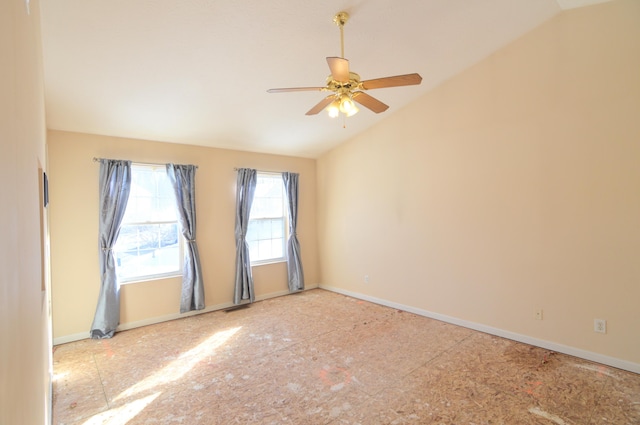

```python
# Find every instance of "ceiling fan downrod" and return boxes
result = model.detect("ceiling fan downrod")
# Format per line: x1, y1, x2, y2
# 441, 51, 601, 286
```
333, 11, 349, 59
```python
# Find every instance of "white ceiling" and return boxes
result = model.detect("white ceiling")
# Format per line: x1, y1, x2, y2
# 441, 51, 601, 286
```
39, 0, 610, 158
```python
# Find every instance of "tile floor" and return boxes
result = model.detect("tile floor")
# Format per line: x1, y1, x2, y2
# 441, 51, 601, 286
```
53, 289, 640, 424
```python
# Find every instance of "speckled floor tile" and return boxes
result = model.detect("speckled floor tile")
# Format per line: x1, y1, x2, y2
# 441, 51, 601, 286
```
588, 363, 640, 424
52, 347, 108, 424
52, 289, 640, 425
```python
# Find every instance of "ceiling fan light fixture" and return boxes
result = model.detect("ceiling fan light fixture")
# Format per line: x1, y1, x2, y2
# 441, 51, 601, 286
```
326, 94, 359, 118
339, 94, 356, 114
326, 99, 341, 118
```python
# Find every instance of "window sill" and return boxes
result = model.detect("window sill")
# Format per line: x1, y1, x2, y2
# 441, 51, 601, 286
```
251, 258, 286, 268
119, 273, 183, 285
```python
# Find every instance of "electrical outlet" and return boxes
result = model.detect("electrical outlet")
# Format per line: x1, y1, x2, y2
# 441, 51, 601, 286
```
364, 275, 370, 283
594, 319, 607, 334
535, 309, 543, 320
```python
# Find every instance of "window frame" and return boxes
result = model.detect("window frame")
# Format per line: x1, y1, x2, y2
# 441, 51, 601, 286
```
248, 172, 288, 266
114, 163, 184, 284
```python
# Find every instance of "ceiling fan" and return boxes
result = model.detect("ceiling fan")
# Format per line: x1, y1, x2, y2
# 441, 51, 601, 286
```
267, 11, 422, 118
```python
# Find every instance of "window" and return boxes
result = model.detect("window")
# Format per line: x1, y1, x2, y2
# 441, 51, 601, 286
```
247, 173, 286, 264
114, 164, 183, 282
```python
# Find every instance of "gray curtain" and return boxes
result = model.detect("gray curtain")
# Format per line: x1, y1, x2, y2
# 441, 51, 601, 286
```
233, 168, 257, 304
166, 164, 205, 313
282, 172, 305, 292
90, 160, 132, 339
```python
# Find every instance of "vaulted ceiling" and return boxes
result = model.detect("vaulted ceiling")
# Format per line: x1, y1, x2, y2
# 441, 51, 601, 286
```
39, 0, 610, 158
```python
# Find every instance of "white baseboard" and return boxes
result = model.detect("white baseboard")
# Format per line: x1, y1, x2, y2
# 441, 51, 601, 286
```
53, 288, 302, 346
319, 284, 640, 375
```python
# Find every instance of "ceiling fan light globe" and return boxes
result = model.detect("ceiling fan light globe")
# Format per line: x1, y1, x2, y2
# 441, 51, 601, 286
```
346, 104, 359, 117
326, 101, 340, 118
339, 96, 356, 113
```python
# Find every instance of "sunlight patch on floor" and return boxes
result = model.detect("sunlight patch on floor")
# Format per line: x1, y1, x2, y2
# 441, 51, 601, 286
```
113, 326, 242, 402
53, 371, 68, 382
82, 392, 161, 425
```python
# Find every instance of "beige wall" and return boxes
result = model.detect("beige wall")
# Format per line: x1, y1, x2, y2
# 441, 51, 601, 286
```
0, 0, 52, 423
49, 131, 319, 341
318, 1, 640, 368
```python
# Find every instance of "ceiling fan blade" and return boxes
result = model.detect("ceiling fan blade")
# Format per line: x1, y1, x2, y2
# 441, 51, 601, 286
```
267, 87, 325, 93
361, 73, 422, 90
327, 57, 350, 83
306, 95, 336, 116
352, 91, 389, 113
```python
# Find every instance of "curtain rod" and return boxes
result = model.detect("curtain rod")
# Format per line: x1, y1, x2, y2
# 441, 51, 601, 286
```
233, 167, 285, 174
93, 157, 198, 168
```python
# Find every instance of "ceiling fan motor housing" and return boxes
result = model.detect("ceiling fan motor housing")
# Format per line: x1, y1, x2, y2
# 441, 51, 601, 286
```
326, 72, 361, 94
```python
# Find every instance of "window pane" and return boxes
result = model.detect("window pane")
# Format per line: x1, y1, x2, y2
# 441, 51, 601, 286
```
121, 197, 140, 223
257, 239, 272, 260
249, 198, 265, 219
123, 167, 176, 224
138, 224, 159, 249
250, 175, 284, 220
116, 244, 180, 280
264, 198, 282, 217
246, 221, 258, 243
159, 223, 179, 247
115, 223, 180, 281
271, 237, 284, 259
271, 218, 284, 238
250, 198, 283, 219
247, 173, 286, 264
257, 219, 272, 239
137, 168, 153, 184
248, 240, 258, 259
114, 164, 182, 282
153, 196, 177, 221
